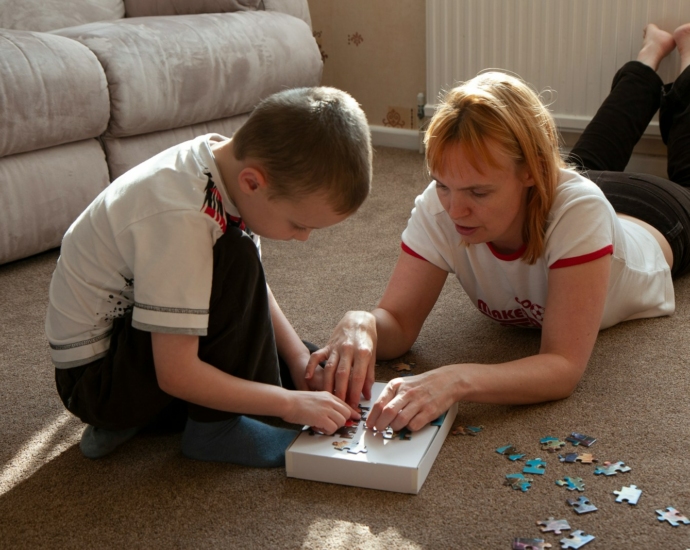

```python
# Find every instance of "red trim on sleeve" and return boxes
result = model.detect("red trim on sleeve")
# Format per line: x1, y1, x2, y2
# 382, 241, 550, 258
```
549, 244, 613, 269
401, 242, 429, 262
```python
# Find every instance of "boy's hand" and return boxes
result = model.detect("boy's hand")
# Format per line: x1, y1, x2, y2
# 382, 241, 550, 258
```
282, 391, 360, 435
304, 311, 377, 408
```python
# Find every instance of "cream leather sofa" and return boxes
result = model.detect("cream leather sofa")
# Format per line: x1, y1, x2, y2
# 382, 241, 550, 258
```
0, 0, 322, 264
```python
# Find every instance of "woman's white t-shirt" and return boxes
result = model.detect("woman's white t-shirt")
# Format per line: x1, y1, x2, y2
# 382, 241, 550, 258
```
401, 169, 674, 329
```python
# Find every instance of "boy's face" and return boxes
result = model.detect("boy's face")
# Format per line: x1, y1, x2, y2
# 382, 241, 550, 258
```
241, 190, 349, 241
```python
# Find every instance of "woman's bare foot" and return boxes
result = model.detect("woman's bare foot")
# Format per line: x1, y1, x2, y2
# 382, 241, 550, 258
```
673, 23, 690, 72
637, 23, 675, 71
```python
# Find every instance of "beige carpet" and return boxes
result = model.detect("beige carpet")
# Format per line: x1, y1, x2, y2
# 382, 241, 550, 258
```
1, 146, 689, 549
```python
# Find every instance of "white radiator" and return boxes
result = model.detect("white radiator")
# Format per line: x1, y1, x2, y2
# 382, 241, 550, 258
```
426, 0, 690, 136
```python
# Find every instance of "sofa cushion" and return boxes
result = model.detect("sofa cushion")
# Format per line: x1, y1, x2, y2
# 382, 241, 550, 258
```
103, 114, 250, 180
0, 140, 110, 265
123, 0, 261, 17
0, 30, 110, 158
54, 11, 322, 138
0, 0, 124, 32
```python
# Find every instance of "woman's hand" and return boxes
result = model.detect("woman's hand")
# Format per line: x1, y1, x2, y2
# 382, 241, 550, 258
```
282, 390, 361, 434
365, 367, 460, 432
304, 311, 377, 407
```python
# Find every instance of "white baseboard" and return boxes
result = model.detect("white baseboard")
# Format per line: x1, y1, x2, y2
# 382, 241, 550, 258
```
370, 125, 421, 151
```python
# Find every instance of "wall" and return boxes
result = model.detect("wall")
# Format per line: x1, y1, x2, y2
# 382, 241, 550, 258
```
307, 0, 426, 149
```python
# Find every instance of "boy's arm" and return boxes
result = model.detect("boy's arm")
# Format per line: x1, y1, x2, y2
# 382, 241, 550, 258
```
266, 284, 312, 391
151, 333, 358, 432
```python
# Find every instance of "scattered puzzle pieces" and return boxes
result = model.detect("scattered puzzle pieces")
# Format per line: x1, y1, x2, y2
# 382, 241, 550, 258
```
613, 485, 642, 505
559, 529, 595, 549
391, 361, 415, 372
558, 453, 579, 463
540, 436, 566, 453
537, 517, 571, 535
496, 444, 526, 461
575, 453, 597, 464
523, 458, 547, 475
555, 477, 585, 492
655, 507, 690, 527
565, 432, 596, 447
567, 496, 597, 515
452, 425, 483, 436
593, 461, 631, 476
512, 538, 552, 550
505, 473, 533, 492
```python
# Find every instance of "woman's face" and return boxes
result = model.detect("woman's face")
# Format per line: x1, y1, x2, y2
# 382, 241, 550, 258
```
432, 140, 535, 254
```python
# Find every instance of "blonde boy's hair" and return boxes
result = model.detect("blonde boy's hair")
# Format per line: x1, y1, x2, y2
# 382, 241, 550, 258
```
424, 71, 564, 263
233, 87, 373, 215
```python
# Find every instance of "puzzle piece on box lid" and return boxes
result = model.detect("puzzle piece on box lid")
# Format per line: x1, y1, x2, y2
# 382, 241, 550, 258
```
523, 458, 547, 475
536, 517, 571, 535
505, 473, 533, 492
512, 538, 552, 550
567, 496, 597, 514
555, 476, 585, 491
332, 438, 368, 454
593, 461, 630, 476
565, 432, 596, 447
559, 530, 595, 549
655, 507, 690, 526
613, 485, 641, 505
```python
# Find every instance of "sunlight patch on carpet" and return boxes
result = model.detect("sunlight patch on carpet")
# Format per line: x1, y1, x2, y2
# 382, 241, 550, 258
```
0, 410, 82, 496
301, 519, 422, 549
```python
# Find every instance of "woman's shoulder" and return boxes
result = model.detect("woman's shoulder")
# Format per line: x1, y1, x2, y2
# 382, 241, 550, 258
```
551, 168, 611, 213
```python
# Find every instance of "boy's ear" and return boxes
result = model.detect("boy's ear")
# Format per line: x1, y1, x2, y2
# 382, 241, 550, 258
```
237, 166, 268, 194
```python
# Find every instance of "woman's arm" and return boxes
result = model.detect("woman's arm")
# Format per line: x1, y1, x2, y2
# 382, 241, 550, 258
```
305, 251, 449, 406
366, 254, 612, 432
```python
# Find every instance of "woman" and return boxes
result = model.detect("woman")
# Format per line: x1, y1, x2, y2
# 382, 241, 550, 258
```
306, 23, 690, 432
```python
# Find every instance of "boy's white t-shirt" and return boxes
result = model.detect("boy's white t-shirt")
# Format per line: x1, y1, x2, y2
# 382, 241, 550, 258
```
46, 134, 259, 369
401, 169, 674, 329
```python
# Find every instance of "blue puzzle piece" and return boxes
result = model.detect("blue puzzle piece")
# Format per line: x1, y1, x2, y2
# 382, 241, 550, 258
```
505, 473, 533, 492
523, 458, 547, 475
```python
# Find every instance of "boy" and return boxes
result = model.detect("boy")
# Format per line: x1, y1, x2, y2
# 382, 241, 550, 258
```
45, 87, 372, 467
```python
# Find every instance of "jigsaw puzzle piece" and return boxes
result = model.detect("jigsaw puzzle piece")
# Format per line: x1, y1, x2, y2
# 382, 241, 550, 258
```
332, 440, 349, 450
540, 436, 566, 452
536, 517, 571, 535
655, 507, 690, 526
558, 453, 579, 463
512, 538, 552, 550
574, 453, 597, 464
566, 496, 597, 514
391, 361, 415, 372
345, 439, 368, 455
555, 477, 585, 491
505, 473, 533, 492
613, 485, 642, 505
559, 529, 595, 549
565, 432, 596, 447
430, 412, 447, 426
451, 424, 483, 436
593, 461, 631, 476
523, 458, 547, 475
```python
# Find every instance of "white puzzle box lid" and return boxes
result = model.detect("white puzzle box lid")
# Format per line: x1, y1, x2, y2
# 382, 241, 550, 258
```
285, 381, 458, 494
